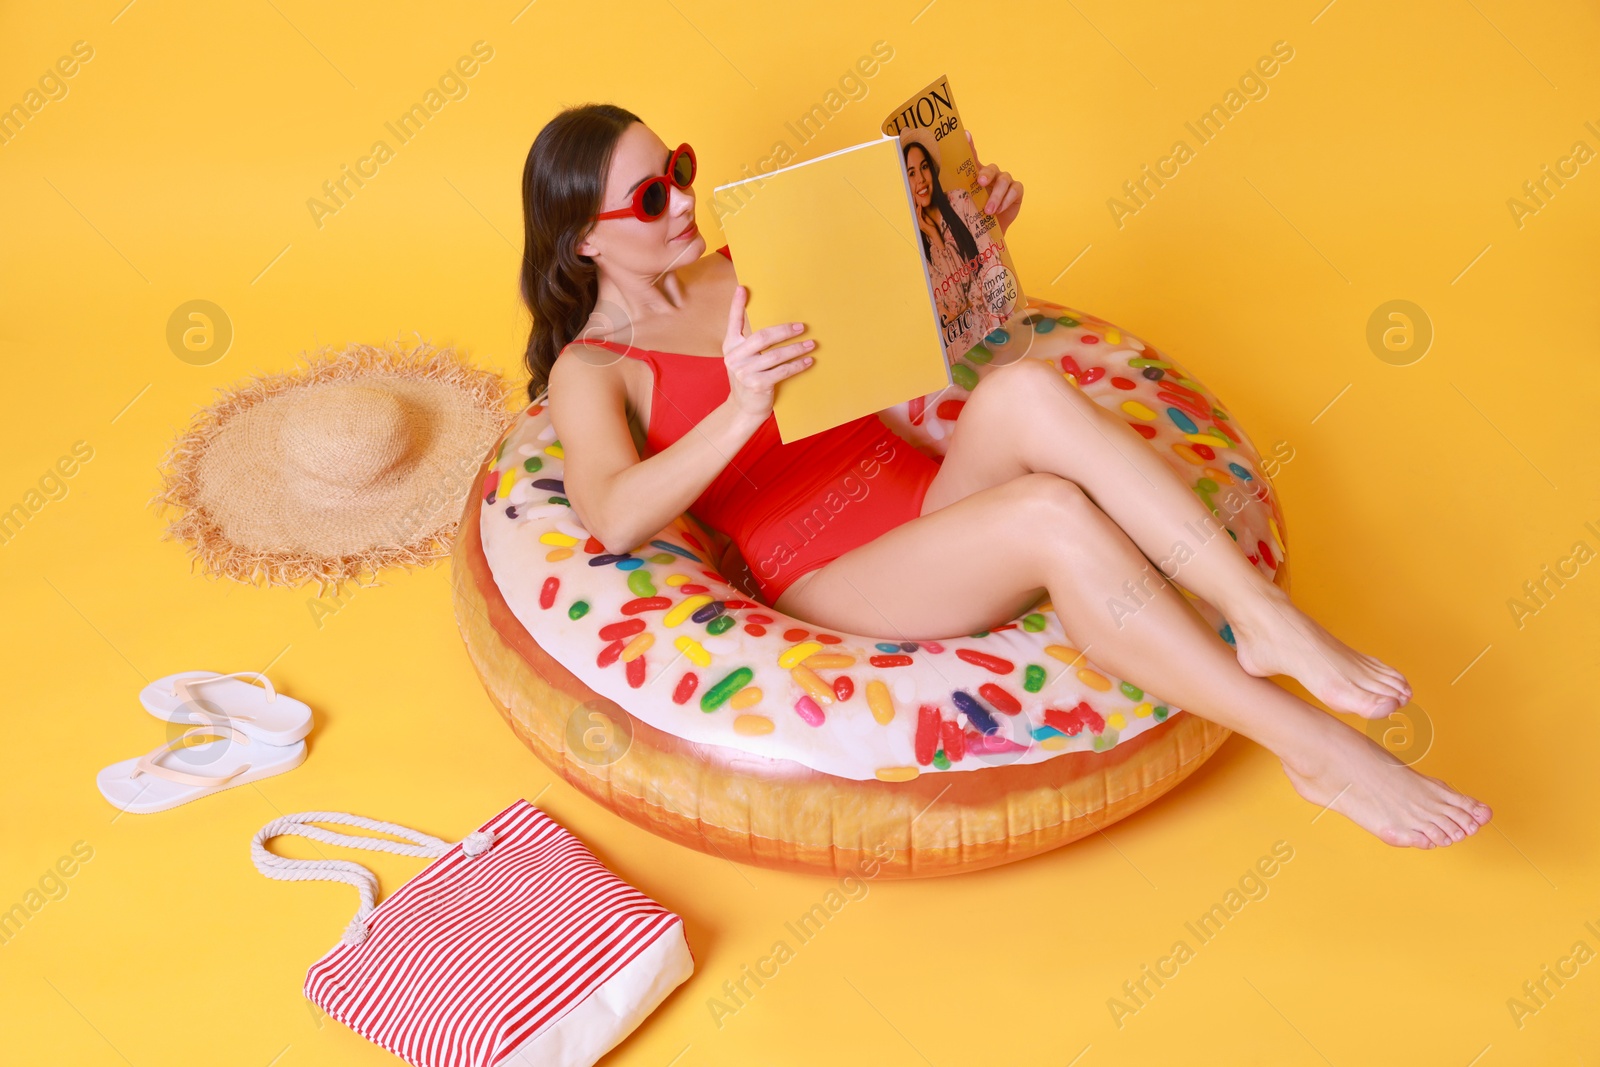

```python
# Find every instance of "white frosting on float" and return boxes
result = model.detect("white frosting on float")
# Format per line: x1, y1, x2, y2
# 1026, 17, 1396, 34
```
477, 302, 1286, 782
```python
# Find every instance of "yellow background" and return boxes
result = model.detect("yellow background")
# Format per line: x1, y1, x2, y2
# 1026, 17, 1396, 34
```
2, 1, 1597, 1064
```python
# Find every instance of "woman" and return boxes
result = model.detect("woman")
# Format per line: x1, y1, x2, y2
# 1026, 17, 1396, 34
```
904, 133, 1008, 345
521, 104, 1491, 850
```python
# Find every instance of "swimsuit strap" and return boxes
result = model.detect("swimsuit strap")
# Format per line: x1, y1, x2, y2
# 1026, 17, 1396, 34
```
565, 338, 717, 361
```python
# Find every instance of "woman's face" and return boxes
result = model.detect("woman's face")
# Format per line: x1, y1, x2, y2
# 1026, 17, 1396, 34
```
578, 122, 704, 271
906, 144, 935, 208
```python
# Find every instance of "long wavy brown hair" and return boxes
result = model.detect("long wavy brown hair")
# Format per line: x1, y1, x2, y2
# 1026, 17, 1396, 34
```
518, 103, 642, 402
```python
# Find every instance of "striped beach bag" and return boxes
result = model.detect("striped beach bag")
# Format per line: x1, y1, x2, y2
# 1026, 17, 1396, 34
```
252, 800, 694, 1067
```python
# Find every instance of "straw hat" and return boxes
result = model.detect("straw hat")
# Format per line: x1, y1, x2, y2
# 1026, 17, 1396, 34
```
153, 337, 515, 591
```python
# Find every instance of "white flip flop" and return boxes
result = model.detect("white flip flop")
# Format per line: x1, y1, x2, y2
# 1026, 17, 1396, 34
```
139, 671, 312, 746
97, 722, 307, 815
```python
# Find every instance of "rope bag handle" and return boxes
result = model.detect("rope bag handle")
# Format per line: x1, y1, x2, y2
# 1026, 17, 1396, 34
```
252, 811, 496, 946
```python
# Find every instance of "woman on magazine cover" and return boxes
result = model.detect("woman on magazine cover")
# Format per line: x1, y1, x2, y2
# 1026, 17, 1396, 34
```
521, 103, 1492, 851
902, 129, 1008, 347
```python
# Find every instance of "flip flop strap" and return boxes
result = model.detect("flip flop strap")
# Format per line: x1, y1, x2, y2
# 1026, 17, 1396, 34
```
251, 812, 497, 947
172, 671, 278, 716
182, 705, 251, 735
130, 724, 252, 788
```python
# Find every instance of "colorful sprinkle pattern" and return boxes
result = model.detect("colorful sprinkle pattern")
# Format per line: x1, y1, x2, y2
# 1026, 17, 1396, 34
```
477, 299, 1287, 782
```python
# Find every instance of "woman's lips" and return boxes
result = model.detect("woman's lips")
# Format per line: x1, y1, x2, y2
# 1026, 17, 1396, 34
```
673, 221, 699, 241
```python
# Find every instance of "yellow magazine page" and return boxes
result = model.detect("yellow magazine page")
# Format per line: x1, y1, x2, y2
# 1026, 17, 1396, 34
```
715, 134, 951, 443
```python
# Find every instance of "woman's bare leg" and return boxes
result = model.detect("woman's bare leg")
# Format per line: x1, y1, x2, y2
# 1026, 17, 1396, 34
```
776, 473, 1492, 848
918, 357, 1410, 719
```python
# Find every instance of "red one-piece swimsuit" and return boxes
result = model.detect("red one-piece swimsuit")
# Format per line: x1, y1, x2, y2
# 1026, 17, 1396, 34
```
563, 243, 943, 606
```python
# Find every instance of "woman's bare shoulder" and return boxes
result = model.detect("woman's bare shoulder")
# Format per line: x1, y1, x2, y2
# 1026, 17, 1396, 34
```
948, 186, 982, 218
547, 346, 638, 454
702, 243, 735, 275
549, 347, 630, 424
551, 342, 627, 390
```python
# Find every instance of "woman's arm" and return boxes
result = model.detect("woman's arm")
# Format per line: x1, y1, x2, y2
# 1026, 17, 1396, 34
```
548, 352, 767, 555
548, 285, 816, 556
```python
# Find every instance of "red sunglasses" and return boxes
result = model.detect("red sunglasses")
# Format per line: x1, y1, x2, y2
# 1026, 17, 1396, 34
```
591, 143, 696, 222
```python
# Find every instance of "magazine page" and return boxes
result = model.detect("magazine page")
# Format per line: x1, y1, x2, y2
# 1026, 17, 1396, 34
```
713, 137, 952, 442
882, 74, 1023, 362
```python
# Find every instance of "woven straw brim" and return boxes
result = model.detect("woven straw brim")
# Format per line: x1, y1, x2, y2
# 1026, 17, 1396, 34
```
899, 126, 943, 167
151, 338, 515, 593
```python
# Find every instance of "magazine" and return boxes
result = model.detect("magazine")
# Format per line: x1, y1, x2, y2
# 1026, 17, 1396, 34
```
712, 74, 1024, 442
880, 73, 1024, 361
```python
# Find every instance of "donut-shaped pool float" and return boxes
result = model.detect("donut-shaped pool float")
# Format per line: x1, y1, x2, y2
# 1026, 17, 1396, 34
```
451, 298, 1290, 878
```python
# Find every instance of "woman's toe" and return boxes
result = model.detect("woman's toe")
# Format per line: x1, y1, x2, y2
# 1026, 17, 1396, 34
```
1381, 826, 1428, 848
1435, 781, 1491, 826
1362, 689, 1401, 717
1363, 676, 1405, 702
1363, 657, 1411, 694
1448, 804, 1483, 834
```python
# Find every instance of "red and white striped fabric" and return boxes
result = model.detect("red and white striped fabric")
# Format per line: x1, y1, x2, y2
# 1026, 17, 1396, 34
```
253, 800, 694, 1067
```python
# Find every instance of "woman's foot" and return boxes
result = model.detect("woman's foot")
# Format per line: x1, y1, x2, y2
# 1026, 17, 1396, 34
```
1280, 719, 1492, 847
1229, 584, 1412, 719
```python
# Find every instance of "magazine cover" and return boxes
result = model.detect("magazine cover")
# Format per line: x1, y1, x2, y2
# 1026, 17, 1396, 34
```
881, 74, 1023, 361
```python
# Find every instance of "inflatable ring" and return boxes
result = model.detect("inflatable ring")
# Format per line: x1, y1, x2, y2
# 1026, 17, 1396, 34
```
452, 298, 1290, 878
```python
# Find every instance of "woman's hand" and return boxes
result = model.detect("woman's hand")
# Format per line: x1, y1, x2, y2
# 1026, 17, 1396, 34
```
965, 129, 1023, 235
721, 284, 815, 421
